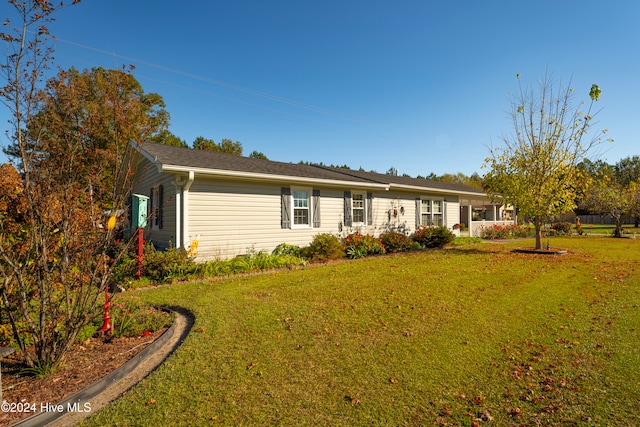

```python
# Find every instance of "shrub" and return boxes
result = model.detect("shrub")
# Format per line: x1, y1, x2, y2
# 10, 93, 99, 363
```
142, 244, 197, 283
379, 231, 413, 253
412, 226, 455, 248
480, 224, 534, 240
300, 234, 346, 262
411, 241, 423, 251
551, 221, 573, 236
344, 232, 386, 259
225, 248, 306, 273
113, 242, 197, 284
272, 243, 301, 257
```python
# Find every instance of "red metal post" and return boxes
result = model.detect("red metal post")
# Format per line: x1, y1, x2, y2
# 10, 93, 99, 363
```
99, 291, 111, 333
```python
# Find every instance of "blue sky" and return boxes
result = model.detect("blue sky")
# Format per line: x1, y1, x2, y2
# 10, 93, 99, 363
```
1, 0, 638, 176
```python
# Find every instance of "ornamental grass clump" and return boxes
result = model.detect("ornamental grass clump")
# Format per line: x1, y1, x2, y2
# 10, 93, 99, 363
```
343, 232, 386, 259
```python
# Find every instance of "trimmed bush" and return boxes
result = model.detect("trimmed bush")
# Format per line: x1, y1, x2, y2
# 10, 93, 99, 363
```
379, 231, 413, 253
412, 226, 455, 248
344, 232, 386, 259
300, 234, 346, 262
551, 221, 573, 236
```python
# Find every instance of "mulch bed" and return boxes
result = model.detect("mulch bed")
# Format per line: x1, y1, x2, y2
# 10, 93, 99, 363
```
0, 328, 166, 426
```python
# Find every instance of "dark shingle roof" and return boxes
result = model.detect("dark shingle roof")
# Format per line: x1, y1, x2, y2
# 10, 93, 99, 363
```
317, 166, 486, 194
136, 142, 485, 195
138, 142, 376, 184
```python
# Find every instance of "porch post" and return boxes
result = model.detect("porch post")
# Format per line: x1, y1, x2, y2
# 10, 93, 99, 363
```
182, 171, 195, 250
468, 204, 473, 237
175, 189, 181, 248
493, 205, 497, 224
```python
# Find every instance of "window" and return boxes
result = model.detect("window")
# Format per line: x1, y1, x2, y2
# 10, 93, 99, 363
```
149, 184, 163, 230
352, 193, 365, 223
344, 191, 373, 227
293, 190, 310, 226
282, 188, 320, 229
420, 198, 443, 227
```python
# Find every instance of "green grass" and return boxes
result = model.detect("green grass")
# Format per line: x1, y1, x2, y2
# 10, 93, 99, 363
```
580, 223, 639, 236
81, 237, 640, 426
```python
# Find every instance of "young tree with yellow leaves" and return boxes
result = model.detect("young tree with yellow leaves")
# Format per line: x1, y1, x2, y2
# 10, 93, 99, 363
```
483, 74, 611, 250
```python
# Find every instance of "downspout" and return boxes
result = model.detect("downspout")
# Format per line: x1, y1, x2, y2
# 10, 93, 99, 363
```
182, 170, 195, 249
175, 185, 181, 248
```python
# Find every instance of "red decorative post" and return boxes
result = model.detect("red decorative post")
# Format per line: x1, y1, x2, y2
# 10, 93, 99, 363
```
99, 291, 112, 333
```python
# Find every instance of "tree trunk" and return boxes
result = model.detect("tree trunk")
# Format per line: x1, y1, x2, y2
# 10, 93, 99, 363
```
534, 218, 543, 250
614, 216, 623, 238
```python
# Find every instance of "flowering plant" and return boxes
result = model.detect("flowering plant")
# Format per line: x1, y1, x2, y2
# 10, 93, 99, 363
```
343, 232, 386, 259
479, 224, 533, 239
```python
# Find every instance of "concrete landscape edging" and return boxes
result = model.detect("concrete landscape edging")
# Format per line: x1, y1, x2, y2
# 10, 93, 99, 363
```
11, 308, 193, 427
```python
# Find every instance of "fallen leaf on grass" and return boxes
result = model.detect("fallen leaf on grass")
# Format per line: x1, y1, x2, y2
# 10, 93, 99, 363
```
345, 395, 361, 405
439, 406, 453, 416
145, 398, 156, 406
472, 396, 484, 404
509, 407, 522, 417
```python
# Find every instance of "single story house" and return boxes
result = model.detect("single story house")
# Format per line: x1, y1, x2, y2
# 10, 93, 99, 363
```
128, 142, 510, 260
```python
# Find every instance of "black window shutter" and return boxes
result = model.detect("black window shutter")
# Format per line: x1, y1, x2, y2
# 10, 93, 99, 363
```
281, 187, 291, 229
312, 189, 321, 228
367, 192, 373, 225
158, 184, 164, 229
344, 191, 352, 227
415, 198, 421, 228
149, 188, 154, 226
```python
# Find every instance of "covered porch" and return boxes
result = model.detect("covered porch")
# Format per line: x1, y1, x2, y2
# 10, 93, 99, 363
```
459, 198, 516, 237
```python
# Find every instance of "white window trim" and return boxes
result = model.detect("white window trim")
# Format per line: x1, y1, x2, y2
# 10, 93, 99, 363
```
291, 187, 312, 228
351, 191, 366, 225
421, 197, 444, 227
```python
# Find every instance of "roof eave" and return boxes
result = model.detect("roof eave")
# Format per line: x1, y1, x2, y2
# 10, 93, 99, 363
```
161, 164, 390, 190
387, 182, 488, 197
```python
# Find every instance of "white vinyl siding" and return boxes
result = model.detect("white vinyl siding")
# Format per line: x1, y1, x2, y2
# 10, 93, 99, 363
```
445, 199, 460, 230
132, 158, 176, 250
188, 180, 347, 260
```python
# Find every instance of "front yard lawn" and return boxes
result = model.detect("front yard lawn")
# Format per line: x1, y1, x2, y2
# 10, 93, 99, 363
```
81, 237, 640, 426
